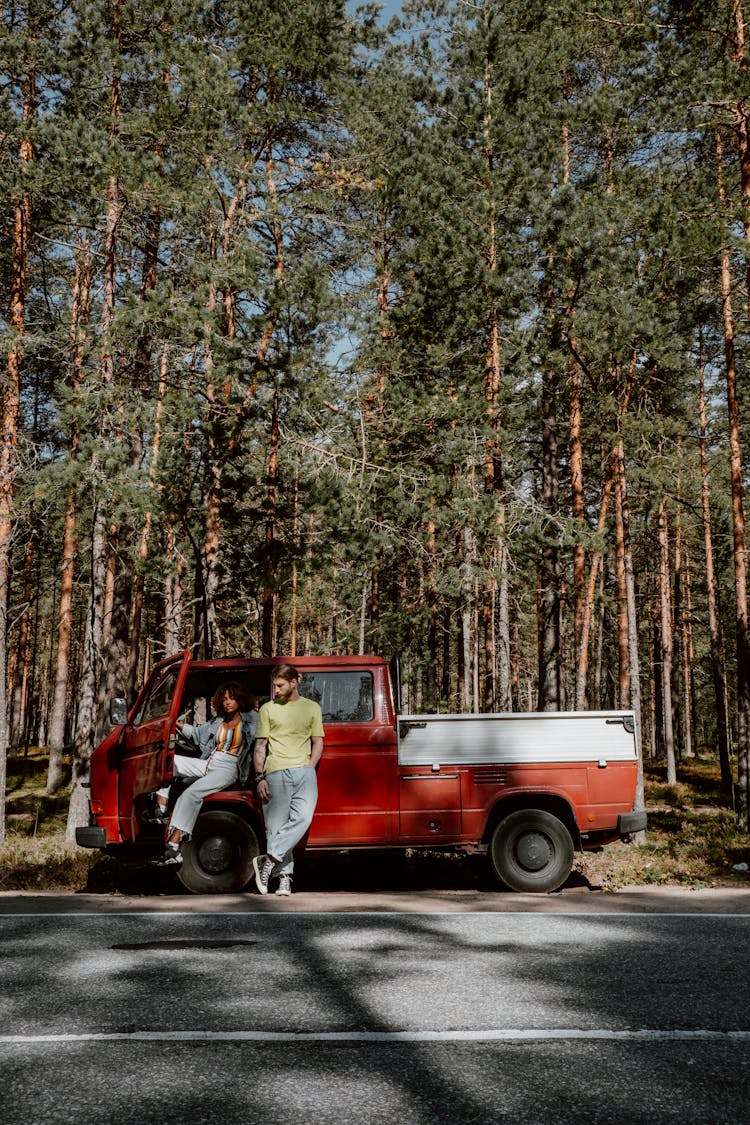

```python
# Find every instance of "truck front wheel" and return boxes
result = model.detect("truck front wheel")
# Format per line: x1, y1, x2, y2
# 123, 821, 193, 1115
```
489, 809, 574, 893
178, 810, 259, 894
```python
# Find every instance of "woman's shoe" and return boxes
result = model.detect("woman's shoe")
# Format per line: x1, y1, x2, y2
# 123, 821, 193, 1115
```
143, 801, 169, 825
162, 842, 182, 866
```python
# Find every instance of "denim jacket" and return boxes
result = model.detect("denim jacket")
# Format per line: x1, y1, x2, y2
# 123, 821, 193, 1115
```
179, 710, 258, 787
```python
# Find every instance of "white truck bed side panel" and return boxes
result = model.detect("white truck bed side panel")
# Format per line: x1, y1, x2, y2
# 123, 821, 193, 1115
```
397, 711, 637, 766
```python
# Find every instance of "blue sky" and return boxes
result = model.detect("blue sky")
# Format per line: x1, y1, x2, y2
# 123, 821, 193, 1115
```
347, 1, 403, 21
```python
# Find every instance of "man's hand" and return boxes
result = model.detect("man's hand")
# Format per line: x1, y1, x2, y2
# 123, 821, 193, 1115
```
256, 778, 270, 803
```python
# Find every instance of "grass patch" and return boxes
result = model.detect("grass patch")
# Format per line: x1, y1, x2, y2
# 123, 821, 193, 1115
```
2, 748, 750, 893
0, 835, 97, 892
576, 758, 750, 891
1, 747, 102, 892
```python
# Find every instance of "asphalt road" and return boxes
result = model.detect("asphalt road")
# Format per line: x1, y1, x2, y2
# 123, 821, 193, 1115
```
1, 888, 749, 1124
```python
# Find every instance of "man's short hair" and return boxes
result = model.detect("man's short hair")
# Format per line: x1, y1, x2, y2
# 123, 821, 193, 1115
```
272, 663, 299, 683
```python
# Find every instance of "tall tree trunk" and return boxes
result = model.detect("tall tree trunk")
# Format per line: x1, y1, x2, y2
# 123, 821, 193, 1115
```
67, 502, 108, 840
698, 362, 732, 791
47, 229, 90, 792
46, 489, 76, 792
648, 589, 658, 760
262, 385, 280, 656
304, 517, 314, 656
480, 48, 511, 713
656, 488, 677, 785
198, 168, 251, 655
426, 508, 440, 710
201, 275, 223, 658
717, 128, 750, 826
575, 362, 636, 708
538, 366, 561, 710
163, 525, 185, 655
10, 529, 35, 750
569, 361, 587, 701
366, 236, 392, 648
96, 526, 132, 742
614, 473, 630, 708
673, 483, 689, 758
67, 31, 123, 839
289, 463, 300, 657
615, 416, 645, 830
576, 465, 615, 709
561, 74, 587, 706
730, 6, 750, 821
460, 523, 476, 712
125, 192, 163, 692
733, 1, 750, 305
593, 563, 606, 709
0, 56, 34, 841
677, 511, 695, 760
127, 350, 167, 696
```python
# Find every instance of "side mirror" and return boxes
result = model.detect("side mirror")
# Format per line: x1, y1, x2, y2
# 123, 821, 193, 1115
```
109, 697, 130, 727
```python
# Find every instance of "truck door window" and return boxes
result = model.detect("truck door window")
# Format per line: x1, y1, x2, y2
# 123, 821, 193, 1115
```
133, 667, 179, 725
298, 671, 373, 723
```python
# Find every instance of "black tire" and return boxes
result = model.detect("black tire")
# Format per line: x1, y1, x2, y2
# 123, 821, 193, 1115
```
489, 809, 574, 893
178, 810, 259, 894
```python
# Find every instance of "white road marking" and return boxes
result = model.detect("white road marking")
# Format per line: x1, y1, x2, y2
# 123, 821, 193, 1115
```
1, 911, 749, 919
1, 1029, 749, 1044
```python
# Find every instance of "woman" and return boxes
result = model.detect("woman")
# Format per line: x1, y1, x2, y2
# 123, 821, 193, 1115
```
154, 681, 257, 865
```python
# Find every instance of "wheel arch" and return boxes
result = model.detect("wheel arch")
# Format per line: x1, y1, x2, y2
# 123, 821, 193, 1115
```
482, 792, 581, 850
200, 796, 266, 846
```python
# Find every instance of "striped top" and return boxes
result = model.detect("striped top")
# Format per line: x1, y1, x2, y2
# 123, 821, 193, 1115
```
214, 721, 245, 757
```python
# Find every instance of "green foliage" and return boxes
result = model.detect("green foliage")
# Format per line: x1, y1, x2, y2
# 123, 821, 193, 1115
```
1, 1, 749, 795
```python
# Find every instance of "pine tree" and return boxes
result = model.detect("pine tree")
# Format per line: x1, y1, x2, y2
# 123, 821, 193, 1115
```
0, 0, 66, 840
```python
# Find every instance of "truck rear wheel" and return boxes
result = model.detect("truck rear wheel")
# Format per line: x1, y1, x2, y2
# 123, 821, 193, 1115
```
178, 810, 259, 894
489, 809, 574, 893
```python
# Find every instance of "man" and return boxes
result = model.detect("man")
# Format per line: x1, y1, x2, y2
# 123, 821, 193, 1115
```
252, 663, 325, 896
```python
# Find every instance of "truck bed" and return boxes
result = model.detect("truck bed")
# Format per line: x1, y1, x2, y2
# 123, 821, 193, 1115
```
397, 710, 638, 766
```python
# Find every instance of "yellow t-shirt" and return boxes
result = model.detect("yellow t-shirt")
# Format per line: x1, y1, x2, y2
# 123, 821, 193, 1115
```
256, 696, 324, 774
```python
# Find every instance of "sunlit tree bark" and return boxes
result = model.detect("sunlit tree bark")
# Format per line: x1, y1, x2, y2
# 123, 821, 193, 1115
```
0, 47, 35, 841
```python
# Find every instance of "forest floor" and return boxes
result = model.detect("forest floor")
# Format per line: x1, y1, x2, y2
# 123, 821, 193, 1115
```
1, 747, 750, 893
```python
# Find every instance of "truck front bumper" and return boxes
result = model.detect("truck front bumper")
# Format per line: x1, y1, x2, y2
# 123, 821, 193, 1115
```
76, 826, 107, 849
618, 810, 647, 837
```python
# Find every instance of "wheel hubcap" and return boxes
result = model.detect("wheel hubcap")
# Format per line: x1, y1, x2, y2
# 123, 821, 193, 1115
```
197, 834, 235, 874
515, 830, 552, 872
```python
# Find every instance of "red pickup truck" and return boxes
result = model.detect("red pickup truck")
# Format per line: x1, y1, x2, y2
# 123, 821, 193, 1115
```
76, 651, 646, 893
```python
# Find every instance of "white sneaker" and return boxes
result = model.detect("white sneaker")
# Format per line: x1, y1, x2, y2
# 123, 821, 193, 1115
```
276, 874, 292, 897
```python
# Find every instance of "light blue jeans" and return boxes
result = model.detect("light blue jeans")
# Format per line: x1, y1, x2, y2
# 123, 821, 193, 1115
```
160, 750, 239, 837
263, 766, 318, 876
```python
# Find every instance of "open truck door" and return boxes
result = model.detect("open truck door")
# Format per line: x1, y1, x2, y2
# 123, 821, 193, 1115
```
115, 649, 193, 843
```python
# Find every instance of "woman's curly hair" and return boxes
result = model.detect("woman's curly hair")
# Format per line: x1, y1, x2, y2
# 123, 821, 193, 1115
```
212, 681, 256, 716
